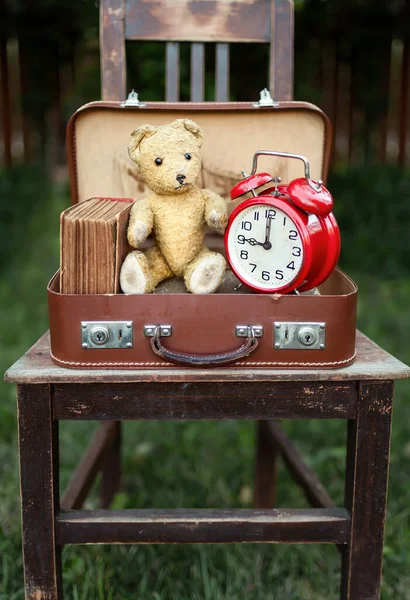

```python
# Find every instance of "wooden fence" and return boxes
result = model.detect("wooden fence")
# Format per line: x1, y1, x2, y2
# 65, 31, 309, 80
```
1, 20, 410, 170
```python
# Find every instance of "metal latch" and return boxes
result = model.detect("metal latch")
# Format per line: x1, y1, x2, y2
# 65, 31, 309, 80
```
236, 325, 264, 338
121, 90, 146, 108
273, 322, 325, 350
144, 325, 172, 337
253, 88, 279, 108
81, 321, 133, 349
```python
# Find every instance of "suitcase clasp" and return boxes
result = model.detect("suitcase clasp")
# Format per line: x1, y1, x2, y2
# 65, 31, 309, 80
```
274, 322, 326, 350
81, 321, 133, 349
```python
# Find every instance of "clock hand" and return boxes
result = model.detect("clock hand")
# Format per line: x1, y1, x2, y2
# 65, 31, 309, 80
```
244, 237, 264, 246
263, 215, 273, 250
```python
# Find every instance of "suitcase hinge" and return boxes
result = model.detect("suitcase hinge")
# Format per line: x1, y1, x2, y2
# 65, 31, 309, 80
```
253, 88, 279, 108
121, 90, 146, 108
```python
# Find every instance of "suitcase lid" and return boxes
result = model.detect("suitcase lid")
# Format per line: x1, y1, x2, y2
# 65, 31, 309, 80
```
66, 99, 332, 204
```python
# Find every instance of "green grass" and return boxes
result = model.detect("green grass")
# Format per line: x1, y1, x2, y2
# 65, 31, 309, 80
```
0, 168, 410, 599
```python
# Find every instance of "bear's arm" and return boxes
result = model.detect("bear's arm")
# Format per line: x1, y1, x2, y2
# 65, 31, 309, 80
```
202, 189, 228, 233
127, 197, 154, 248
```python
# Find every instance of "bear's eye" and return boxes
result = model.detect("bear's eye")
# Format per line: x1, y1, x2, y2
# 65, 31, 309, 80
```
184, 153, 192, 160
155, 157, 163, 166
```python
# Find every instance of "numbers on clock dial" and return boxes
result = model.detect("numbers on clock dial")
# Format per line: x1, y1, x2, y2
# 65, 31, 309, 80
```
228, 203, 304, 289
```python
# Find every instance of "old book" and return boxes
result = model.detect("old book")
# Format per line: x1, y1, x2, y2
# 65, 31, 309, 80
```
60, 197, 133, 294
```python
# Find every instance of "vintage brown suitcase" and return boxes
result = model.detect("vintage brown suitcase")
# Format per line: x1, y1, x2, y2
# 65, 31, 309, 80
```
48, 100, 357, 369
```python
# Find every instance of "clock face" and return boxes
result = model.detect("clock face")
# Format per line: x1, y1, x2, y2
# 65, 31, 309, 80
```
226, 201, 305, 291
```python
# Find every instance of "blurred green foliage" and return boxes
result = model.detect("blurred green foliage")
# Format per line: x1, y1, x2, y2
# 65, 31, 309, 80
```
0, 164, 410, 599
330, 164, 410, 279
0, 165, 54, 269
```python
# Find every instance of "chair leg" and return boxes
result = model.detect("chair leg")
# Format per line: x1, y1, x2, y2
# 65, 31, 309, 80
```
17, 384, 63, 600
340, 380, 394, 600
100, 420, 122, 508
254, 420, 278, 508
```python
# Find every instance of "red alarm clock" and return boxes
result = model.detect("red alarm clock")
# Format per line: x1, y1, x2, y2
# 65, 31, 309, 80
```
224, 150, 340, 294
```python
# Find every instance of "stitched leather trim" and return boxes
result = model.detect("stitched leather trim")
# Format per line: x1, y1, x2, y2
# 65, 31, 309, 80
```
50, 350, 356, 369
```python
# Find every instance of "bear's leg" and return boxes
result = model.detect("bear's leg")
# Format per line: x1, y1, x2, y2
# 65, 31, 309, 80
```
184, 248, 226, 294
120, 246, 173, 294
145, 245, 174, 288
120, 251, 151, 294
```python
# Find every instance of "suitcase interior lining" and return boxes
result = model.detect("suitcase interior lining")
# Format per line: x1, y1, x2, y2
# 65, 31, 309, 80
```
70, 104, 329, 205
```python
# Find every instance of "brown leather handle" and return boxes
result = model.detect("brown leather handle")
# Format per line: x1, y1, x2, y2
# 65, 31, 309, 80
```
149, 327, 259, 367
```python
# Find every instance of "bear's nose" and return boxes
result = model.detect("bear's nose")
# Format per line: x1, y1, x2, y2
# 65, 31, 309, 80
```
176, 174, 186, 184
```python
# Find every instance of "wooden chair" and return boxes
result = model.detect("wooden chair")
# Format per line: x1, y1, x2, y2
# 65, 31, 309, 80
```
100, 0, 293, 102
6, 2, 410, 599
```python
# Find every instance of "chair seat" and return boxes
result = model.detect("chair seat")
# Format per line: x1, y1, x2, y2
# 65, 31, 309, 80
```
5, 329, 410, 384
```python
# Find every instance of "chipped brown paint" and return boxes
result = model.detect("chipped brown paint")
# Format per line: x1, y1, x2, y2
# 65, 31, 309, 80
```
101, 0, 126, 101
107, 6, 123, 18
52, 380, 358, 420
302, 386, 316, 395
109, 49, 119, 65
368, 397, 393, 415
27, 587, 45, 600
125, 0, 270, 42
18, 385, 62, 599
14, 378, 399, 596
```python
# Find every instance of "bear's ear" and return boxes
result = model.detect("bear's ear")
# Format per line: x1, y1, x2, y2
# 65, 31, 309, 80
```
172, 119, 203, 147
128, 124, 157, 162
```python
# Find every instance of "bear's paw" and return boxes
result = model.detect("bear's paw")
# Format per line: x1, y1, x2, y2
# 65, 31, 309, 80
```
208, 209, 228, 232
129, 220, 149, 248
186, 253, 226, 294
120, 251, 150, 294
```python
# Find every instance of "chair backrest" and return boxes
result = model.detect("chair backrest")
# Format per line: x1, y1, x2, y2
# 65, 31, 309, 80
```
100, 0, 294, 103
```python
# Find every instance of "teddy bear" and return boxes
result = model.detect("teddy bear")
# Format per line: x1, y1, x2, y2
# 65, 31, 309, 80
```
120, 118, 228, 294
